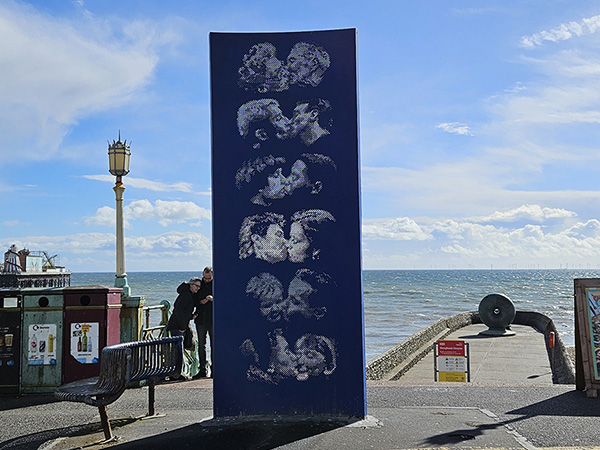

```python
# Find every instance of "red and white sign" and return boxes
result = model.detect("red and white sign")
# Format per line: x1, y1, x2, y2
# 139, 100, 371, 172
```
437, 340, 466, 357
436, 339, 468, 382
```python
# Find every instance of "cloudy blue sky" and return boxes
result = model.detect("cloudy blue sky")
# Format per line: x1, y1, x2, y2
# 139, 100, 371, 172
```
2, 0, 600, 272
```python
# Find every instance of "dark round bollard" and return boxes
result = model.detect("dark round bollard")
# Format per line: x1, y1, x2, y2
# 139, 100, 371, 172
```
478, 293, 516, 336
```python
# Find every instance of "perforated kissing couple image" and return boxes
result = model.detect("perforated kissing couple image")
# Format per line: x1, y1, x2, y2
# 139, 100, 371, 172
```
239, 209, 335, 264
235, 153, 337, 206
238, 41, 330, 93
240, 329, 337, 384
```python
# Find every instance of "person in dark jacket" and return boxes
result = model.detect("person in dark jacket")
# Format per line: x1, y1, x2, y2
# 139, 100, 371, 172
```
167, 277, 202, 338
193, 267, 213, 378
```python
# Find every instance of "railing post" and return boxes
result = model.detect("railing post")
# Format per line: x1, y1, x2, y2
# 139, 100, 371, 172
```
160, 300, 170, 327
140, 301, 171, 339
120, 295, 146, 343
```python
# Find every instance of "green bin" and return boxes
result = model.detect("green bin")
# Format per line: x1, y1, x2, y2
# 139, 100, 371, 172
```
21, 288, 64, 393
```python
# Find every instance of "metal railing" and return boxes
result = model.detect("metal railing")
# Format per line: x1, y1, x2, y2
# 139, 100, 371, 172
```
140, 300, 203, 378
141, 300, 171, 340
0, 272, 71, 288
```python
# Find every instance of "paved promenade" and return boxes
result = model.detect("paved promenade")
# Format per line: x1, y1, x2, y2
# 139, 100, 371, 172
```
396, 323, 554, 385
2, 324, 599, 450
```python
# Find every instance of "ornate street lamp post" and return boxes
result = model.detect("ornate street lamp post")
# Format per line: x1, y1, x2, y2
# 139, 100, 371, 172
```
108, 131, 131, 297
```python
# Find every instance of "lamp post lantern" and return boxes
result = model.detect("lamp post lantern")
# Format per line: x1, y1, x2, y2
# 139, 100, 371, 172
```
108, 131, 131, 297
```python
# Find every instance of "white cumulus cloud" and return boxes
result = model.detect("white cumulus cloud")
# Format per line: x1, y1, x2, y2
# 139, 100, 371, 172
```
563, 219, 600, 239
362, 217, 432, 241
436, 220, 600, 261
361, 205, 598, 269
2, 230, 212, 272
84, 206, 116, 228
471, 204, 577, 223
84, 199, 211, 228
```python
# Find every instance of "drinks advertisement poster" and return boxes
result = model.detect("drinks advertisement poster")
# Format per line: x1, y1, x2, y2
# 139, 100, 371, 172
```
27, 324, 57, 365
585, 288, 600, 378
0, 326, 16, 365
70, 322, 99, 364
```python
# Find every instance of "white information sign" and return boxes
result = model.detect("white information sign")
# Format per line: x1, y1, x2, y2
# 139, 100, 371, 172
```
28, 324, 57, 365
437, 356, 466, 372
70, 322, 99, 364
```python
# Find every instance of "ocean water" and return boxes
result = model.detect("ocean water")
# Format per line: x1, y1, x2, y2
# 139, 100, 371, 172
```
71, 269, 595, 363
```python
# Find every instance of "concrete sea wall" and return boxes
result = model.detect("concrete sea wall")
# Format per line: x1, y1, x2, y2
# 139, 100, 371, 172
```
365, 310, 575, 384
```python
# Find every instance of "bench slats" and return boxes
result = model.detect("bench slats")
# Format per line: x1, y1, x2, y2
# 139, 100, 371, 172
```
129, 337, 182, 381
55, 336, 184, 440
55, 345, 132, 407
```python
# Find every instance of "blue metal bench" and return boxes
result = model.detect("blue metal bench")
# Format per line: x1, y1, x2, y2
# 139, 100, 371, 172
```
55, 336, 183, 440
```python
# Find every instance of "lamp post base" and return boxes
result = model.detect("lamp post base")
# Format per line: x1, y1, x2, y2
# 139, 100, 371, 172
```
115, 274, 131, 298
